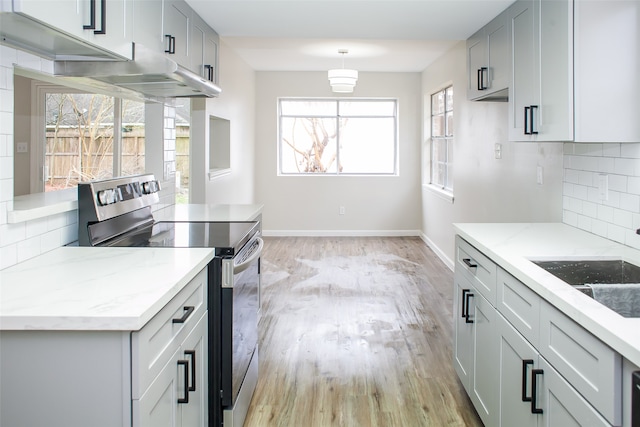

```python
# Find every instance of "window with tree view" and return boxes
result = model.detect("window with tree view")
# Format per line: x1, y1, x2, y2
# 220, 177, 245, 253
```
430, 86, 453, 192
278, 99, 397, 175
43, 91, 145, 191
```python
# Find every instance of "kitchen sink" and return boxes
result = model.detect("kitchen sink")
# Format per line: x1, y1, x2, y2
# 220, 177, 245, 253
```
531, 259, 640, 318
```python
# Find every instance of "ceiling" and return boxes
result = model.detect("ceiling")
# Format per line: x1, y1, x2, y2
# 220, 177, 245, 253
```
185, 0, 515, 72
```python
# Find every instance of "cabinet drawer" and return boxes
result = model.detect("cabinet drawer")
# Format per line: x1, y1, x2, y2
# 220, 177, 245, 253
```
539, 300, 621, 425
132, 268, 207, 399
455, 236, 497, 305
497, 268, 540, 347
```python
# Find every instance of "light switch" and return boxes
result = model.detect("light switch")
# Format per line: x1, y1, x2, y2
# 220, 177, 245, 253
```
494, 143, 502, 159
17, 142, 28, 153
536, 165, 544, 185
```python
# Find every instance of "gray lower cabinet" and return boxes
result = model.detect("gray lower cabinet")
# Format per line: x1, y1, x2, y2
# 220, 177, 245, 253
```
454, 236, 625, 426
498, 313, 610, 427
453, 271, 500, 427
0, 267, 208, 427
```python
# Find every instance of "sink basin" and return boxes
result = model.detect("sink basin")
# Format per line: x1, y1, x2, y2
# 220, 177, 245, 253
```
531, 259, 640, 318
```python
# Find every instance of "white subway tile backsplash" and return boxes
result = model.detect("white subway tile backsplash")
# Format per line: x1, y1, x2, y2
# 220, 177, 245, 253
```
25, 217, 48, 238
564, 142, 640, 249
0, 243, 17, 269
17, 236, 41, 263
0, 222, 26, 246
620, 143, 640, 159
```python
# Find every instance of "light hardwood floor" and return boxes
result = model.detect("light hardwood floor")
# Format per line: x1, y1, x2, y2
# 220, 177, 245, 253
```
244, 237, 482, 426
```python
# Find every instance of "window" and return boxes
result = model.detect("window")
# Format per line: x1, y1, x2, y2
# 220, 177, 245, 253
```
278, 98, 398, 175
38, 86, 145, 192
430, 86, 453, 192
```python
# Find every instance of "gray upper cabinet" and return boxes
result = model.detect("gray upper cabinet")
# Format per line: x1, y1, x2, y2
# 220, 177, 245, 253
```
573, 0, 640, 143
0, 0, 134, 60
191, 12, 219, 84
466, 8, 510, 101
508, 0, 574, 142
163, 0, 191, 67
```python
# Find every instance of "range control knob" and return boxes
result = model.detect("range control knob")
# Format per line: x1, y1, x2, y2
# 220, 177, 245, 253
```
142, 180, 161, 194
97, 189, 118, 206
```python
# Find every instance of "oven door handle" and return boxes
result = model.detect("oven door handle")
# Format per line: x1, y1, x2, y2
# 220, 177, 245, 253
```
234, 237, 264, 275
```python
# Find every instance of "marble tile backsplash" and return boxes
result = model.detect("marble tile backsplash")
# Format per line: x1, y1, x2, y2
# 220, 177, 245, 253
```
563, 142, 640, 250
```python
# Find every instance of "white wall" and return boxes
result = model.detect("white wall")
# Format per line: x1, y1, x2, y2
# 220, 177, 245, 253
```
254, 71, 422, 235
190, 40, 256, 205
421, 41, 564, 268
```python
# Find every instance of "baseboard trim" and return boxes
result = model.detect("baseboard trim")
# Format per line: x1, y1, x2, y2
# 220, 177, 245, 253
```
420, 232, 454, 272
262, 230, 421, 237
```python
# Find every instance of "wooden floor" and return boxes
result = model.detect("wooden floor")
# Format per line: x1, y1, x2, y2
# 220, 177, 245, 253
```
244, 237, 482, 427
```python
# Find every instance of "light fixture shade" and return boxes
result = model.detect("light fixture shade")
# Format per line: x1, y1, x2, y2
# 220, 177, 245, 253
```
328, 69, 358, 93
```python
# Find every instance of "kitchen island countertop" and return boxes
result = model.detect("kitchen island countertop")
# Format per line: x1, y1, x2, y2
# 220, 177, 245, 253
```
0, 246, 214, 331
154, 203, 263, 222
454, 222, 640, 367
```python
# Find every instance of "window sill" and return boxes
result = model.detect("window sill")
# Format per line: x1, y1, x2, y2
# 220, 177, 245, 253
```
208, 168, 231, 181
8, 188, 78, 224
423, 184, 454, 204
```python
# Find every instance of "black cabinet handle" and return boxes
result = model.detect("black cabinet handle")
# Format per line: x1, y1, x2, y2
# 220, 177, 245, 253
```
185, 349, 196, 392
462, 258, 477, 269
204, 64, 213, 81
524, 105, 539, 135
530, 105, 538, 135
461, 289, 470, 318
464, 292, 474, 323
83, 0, 96, 29
172, 306, 195, 324
477, 67, 488, 90
94, 0, 106, 34
165, 35, 176, 54
177, 359, 190, 404
522, 359, 534, 402
531, 368, 544, 414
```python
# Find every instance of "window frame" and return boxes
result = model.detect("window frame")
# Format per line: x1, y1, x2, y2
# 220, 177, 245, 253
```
277, 97, 399, 176
427, 85, 454, 197
31, 82, 144, 193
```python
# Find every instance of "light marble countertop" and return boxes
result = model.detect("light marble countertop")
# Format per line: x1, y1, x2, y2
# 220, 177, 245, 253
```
154, 203, 263, 222
0, 246, 214, 331
8, 188, 77, 223
454, 222, 640, 367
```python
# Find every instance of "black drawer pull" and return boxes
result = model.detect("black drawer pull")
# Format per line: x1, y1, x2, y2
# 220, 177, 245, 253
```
94, 0, 106, 35
185, 349, 196, 392
522, 359, 534, 402
461, 289, 470, 318
531, 368, 544, 414
463, 258, 478, 269
172, 306, 195, 324
177, 359, 189, 404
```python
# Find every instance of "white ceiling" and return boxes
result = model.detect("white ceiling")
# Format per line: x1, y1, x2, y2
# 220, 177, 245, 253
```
185, 0, 515, 72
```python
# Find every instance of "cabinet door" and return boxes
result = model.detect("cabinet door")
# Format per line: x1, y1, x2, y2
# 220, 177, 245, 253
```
180, 313, 208, 427
509, 0, 573, 142
203, 28, 219, 84
485, 13, 509, 95
509, 0, 537, 141
132, 0, 164, 52
12, 0, 85, 40
134, 348, 181, 427
537, 357, 611, 427
164, 0, 191, 67
83, 0, 134, 59
453, 274, 474, 392
191, 15, 206, 76
470, 290, 500, 427
467, 28, 487, 100
498, 313, 539, 427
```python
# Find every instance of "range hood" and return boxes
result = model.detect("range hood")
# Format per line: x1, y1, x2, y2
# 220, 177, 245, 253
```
53, 45, 221, 99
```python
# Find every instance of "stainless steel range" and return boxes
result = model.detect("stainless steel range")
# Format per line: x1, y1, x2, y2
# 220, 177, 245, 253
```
77, 174, 261, 427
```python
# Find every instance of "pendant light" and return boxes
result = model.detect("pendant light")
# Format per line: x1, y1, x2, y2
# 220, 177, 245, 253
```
328, 49, 358, 93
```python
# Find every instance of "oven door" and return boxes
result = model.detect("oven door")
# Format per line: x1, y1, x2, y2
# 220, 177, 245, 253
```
220, 236, 263, 425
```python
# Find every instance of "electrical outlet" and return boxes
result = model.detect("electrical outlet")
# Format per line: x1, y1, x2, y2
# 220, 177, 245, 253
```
17, 142, 28, 153
494, 143, 502, 159
598, 173, 609, 200
339, 206, 345, 215
536, 165, 544, 185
